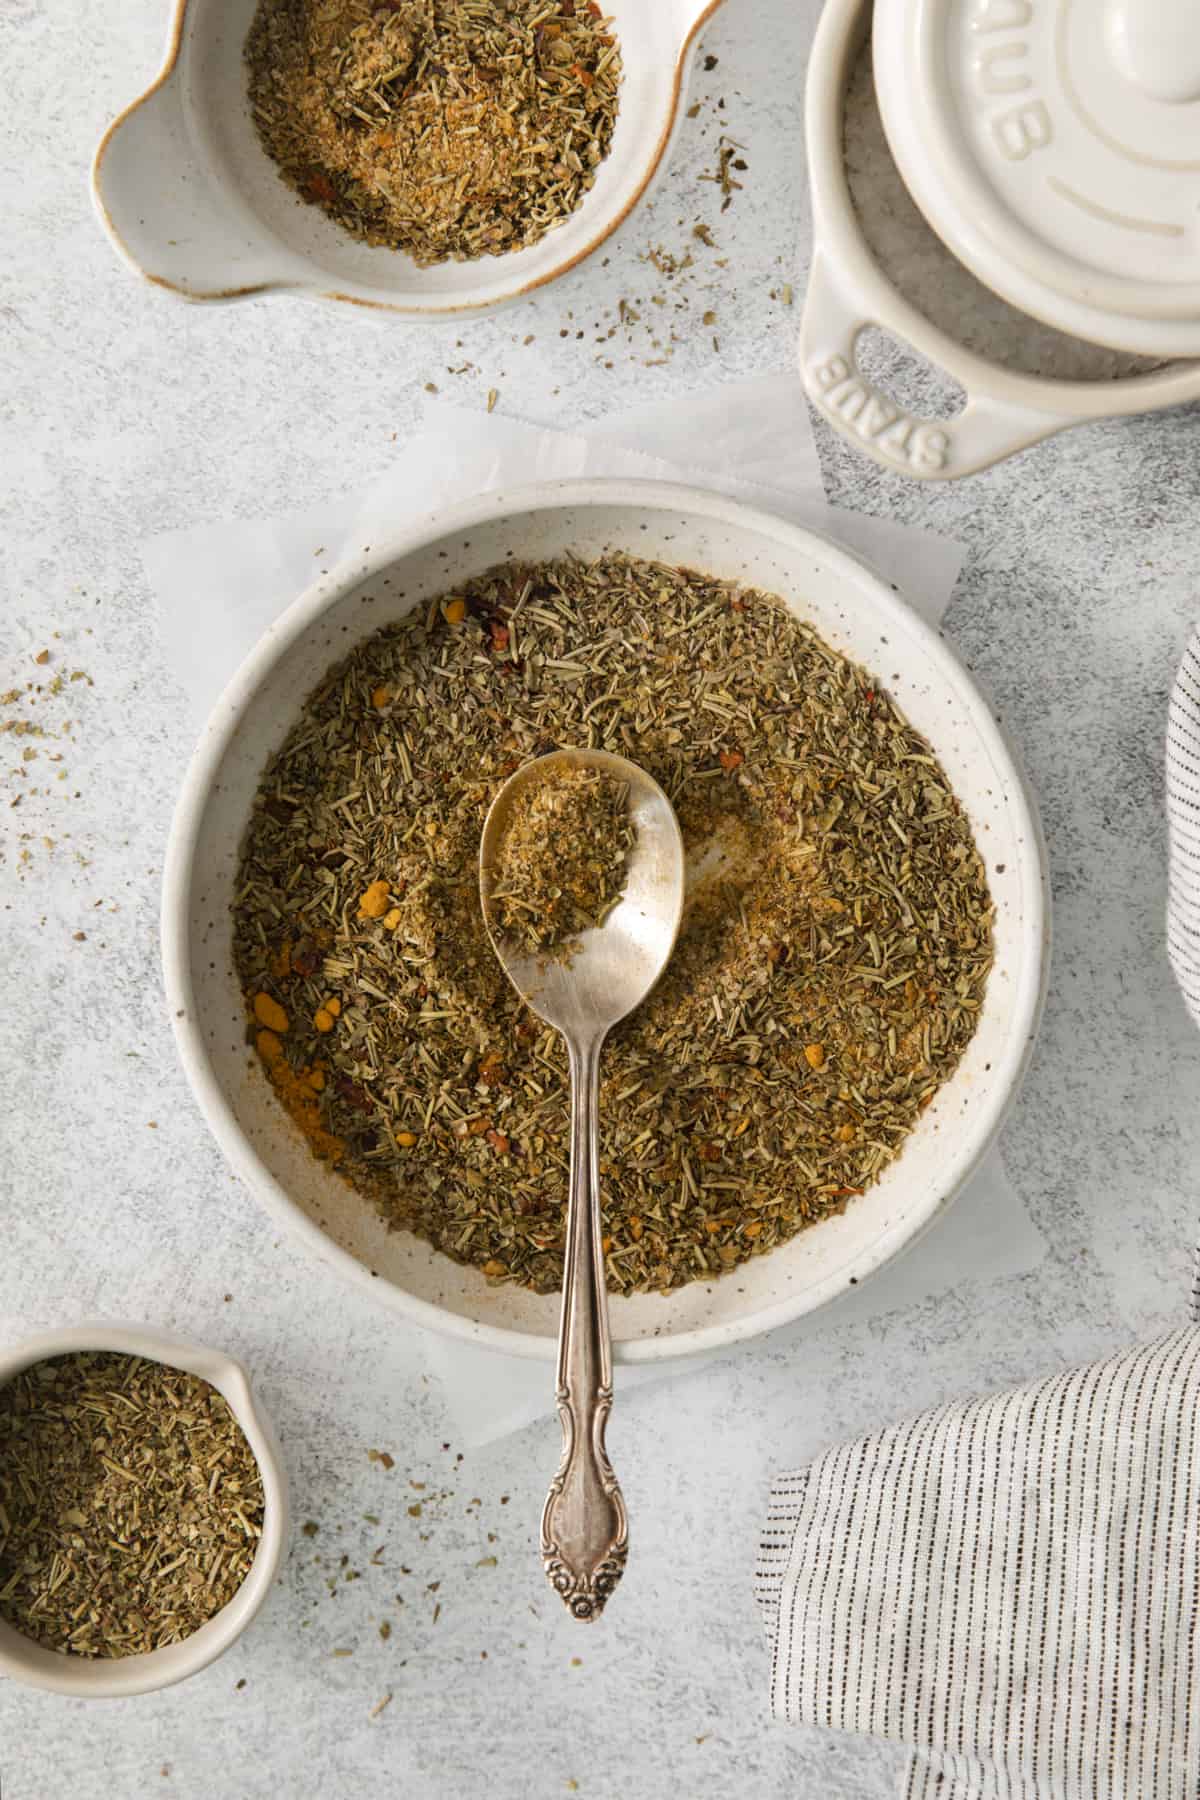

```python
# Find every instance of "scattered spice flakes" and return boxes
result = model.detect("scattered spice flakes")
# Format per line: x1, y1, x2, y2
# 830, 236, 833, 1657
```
0, 1353, 264, 1657
367, 1448, 395, 1470
699, 135, 746, 211
245, 0, 623, 266
489, 763, 633, 954
302, 1520, 321, 1537
233, 554, 992, 1297
370, 1691, 393, 1719
486, 388, 499, 414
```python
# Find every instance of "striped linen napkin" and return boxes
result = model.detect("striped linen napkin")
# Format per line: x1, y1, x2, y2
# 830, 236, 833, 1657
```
756, 632, 1200, 1799
1168, 628, 1200, 1032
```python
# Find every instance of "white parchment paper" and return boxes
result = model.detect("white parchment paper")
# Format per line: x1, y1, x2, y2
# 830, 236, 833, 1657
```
143, 375, 1044, 1446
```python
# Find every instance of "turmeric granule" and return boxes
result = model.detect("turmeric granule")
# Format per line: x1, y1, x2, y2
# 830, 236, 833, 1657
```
358, 880, 390, 919
253, 992, 289, 1034
253, 1031, 344, 1166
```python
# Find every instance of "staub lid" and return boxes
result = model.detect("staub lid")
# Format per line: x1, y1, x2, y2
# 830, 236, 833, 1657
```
872, 0, 1200, 357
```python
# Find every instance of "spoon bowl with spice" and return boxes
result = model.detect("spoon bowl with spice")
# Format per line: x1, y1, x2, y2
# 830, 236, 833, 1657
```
480, 748, 685, 1618
91, 0, 726, 318
0, 1322, 287, 1697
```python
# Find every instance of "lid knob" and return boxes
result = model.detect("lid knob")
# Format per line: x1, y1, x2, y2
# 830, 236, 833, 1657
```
1105, 0, 1200, 104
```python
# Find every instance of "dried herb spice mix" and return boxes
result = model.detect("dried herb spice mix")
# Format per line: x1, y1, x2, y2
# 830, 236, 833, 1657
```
245, 0, 622, 265
0, 1353, 264, 1657
233, 554, 993, 1295
490, 763, 633, 953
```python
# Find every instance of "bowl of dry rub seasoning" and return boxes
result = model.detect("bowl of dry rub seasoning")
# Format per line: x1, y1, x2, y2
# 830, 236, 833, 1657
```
91, 0, 723, 316
163, 480, 1048, 1363
0, 1324, 286, 1695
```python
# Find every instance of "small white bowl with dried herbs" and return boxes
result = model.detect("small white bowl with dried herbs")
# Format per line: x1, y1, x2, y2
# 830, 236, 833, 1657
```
91, 0, 724, 318
0, 1323, 287, 1697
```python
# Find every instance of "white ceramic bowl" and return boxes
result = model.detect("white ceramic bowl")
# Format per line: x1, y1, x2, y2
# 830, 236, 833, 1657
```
163, 479, 1048, 1363
801, 0, 1200, 478
91, 0, 721, 318
0, 1323, 288, 1698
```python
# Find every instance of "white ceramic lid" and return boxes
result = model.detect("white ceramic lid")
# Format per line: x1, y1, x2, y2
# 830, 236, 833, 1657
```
873, 0, 1200, 357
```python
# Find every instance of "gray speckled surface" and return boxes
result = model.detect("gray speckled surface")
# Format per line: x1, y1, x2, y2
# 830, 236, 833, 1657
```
2, 2, 1200, 1797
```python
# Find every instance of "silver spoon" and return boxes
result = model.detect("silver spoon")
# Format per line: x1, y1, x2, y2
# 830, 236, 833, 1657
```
480, 748, 685, 1621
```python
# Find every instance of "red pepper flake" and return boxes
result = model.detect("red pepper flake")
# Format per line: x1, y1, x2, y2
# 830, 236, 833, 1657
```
334, 1074, 373, 1114
291, 937, 322, 978
719, 749, 744, 771
571, 61, 595, 86
489, 620, 510, 653
302, 172, 336, 204
486, 1129, 510, 1155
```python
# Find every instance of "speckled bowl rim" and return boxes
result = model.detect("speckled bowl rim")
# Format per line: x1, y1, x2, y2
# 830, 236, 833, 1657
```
0, 1322, 288, 1698
163, 478, 1049, 1363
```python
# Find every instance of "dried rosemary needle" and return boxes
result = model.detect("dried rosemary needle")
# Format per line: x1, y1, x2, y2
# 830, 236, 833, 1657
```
0, 1353, 265, 1657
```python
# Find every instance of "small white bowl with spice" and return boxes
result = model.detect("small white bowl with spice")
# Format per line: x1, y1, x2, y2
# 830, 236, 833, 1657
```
163, 478, 1049, 1366
0, 1323, 288, 1698
91, 0, 724, 318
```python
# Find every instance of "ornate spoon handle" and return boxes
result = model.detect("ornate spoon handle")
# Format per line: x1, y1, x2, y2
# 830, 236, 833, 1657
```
541, 1032, 628, 1621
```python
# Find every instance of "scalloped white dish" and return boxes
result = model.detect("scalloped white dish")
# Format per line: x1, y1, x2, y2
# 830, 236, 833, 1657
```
163, 480, 1048, 1363
91, 0, 722, 317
